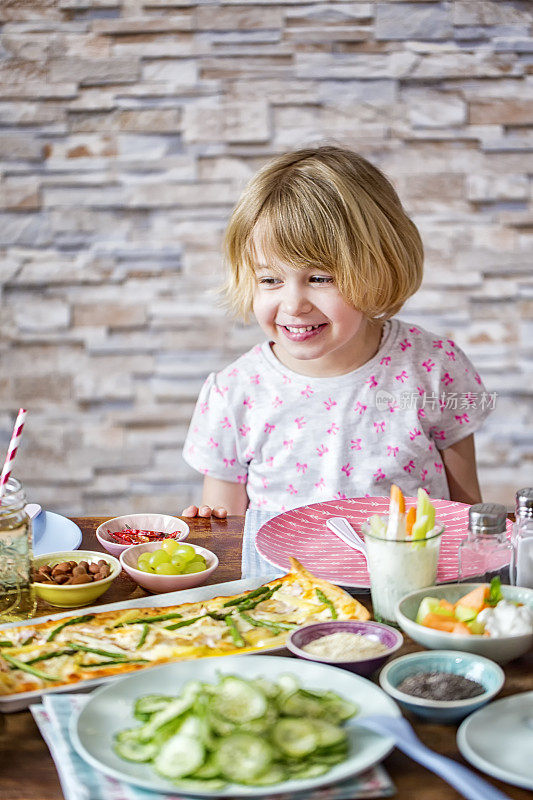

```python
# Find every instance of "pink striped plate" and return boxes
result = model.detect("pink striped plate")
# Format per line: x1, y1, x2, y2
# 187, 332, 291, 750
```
255, 497, 513, 589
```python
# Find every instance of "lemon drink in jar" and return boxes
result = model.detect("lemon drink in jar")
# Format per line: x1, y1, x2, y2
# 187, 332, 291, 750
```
0, 477, 36, 621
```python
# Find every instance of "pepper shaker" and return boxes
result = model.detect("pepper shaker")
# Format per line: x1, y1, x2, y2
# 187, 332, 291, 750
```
458, 503, 512, 584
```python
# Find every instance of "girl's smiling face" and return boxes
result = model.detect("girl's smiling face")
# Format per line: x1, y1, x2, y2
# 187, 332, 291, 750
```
251, 243, 381, 377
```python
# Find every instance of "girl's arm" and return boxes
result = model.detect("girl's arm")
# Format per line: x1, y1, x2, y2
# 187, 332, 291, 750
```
182, 476, 249, 518
440, 434, 482, 505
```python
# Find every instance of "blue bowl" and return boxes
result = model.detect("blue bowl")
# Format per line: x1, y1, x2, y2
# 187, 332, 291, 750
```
379, 650, 504, 723
287, 620, 403, 677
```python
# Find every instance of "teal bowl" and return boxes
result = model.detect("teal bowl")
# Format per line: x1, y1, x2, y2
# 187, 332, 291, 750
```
379, 650, 504, 723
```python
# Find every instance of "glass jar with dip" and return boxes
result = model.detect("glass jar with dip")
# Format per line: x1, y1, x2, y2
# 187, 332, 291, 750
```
361, 520, 444, 626
0, 477, 36, 622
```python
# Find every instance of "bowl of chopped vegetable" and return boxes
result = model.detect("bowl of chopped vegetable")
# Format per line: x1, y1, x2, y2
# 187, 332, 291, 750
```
396, 580, 533, 665
287, 620, 403, 676
31, 550, 121, 607
96, 514, 189, 557
379, 650, 505, 723
120, 540, 218, 592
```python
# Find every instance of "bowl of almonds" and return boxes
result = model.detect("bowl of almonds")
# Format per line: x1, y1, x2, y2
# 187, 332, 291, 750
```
31, 550, 121, 607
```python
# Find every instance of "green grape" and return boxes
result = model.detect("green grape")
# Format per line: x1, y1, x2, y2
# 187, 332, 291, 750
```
137, 552, 152, 567
149, 550, 171, 568
161, 538, 179, 556
182, 559, 207, 574
172, 544, 196, 565
155, 563, 181, 576
171, 553, 188, 570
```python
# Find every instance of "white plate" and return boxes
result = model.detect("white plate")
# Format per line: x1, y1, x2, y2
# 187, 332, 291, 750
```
0, 575, 281, 712
70, 654, 400, 797
457, 691, 533, 790
32, 511, 82, 556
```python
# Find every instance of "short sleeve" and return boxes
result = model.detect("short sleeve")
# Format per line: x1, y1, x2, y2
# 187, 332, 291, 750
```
182, 373, 247, 482
431, 341, 493, 450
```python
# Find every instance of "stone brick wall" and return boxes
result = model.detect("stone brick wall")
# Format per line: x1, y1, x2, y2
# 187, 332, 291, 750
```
1, 0, 532, 515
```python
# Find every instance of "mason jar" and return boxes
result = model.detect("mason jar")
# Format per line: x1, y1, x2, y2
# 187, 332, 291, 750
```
0, 477, 36, 621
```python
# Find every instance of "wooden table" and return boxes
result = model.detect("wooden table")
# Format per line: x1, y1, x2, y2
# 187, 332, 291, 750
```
1, 516, 532, 800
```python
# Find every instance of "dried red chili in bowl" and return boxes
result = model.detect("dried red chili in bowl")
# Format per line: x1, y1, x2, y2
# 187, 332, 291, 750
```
95, 514, 190, 557
107, 529, 182, 545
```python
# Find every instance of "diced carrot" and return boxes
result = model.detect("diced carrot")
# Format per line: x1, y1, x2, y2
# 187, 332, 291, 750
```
454, 585, 489, 614
390, 484, 405, 514
406, 506, 416, 536
438, 599, 455, 613
421, 613, 456, 632
452, 622, 472, 636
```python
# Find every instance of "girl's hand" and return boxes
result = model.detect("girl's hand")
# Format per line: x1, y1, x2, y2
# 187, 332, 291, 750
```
181, 505, 228, 519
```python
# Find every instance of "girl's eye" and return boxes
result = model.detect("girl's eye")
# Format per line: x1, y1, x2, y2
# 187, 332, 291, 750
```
257, 276, 281, 285
310, 275, 334, 284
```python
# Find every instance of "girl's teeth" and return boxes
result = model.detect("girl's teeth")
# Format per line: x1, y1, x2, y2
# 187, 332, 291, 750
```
286, 325, 318, 333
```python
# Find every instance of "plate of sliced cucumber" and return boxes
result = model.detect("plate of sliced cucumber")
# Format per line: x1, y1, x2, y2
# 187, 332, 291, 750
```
71, 654, 400, 796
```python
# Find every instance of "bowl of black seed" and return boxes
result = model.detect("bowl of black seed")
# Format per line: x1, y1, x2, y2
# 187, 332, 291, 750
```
379, 650, 505, 723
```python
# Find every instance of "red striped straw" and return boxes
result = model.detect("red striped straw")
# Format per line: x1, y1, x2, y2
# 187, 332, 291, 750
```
0, 408, 27, 499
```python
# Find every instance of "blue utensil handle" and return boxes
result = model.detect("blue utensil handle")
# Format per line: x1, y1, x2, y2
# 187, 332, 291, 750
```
358, 715, 512, 800
390, 729, 511, 800
396, 741, 509, 800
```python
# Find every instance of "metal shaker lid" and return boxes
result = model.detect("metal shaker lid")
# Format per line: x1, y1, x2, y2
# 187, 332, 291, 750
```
468, 503, 507, 535
515, 488, 533, 518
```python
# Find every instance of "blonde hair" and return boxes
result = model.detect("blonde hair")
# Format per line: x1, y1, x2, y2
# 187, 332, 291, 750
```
223, 146, 423, 320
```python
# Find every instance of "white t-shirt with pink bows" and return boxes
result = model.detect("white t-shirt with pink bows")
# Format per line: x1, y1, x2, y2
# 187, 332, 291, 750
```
183, 318, 492, 511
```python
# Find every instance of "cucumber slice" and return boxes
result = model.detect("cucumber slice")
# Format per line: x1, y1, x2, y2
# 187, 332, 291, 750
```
113, 738, 158, 763
287, 762, 330, 779
139, 692, 197, 742
280, 690, 325, 719
207, 711, 236, 737
321, 692, 358, 723
252, 677, 279, 699
192, 752, 221, 779
276, 673, 300, 697
243, 763, 287, 786
216, 733, 273, 782
172, 778, 227, 791
237, 705, 277, 734
134, 694, 173, 720
316, 748, 349, 765
212, 677, 267, 724
272, 718, 318, 758
153, 734, 205, 779
311, 719, 346, 749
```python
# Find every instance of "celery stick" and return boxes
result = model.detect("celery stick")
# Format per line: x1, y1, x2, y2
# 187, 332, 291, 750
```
412, 514, 429, 541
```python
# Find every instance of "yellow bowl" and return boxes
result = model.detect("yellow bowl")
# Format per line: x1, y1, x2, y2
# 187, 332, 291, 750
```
32, 550, 121, 608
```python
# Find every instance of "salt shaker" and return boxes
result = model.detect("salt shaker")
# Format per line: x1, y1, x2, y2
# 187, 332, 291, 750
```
0, 476, 36, 622
513, 487, 533, 588
458, 503, 512, 584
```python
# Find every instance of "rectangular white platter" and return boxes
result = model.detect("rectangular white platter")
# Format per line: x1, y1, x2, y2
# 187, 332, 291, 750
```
0, 573, 284, 712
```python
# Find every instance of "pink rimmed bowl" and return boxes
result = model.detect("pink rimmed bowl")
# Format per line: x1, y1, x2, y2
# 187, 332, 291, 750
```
96, 513, 189, 557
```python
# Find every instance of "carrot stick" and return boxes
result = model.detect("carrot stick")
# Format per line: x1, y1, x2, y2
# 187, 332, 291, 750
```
406, 506, 416, 537
390, 484, 405, 515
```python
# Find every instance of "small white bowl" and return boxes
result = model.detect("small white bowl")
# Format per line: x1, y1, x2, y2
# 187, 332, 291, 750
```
96, 514, 189, 557
396, 583, 533, 665
120, 541, 218, 593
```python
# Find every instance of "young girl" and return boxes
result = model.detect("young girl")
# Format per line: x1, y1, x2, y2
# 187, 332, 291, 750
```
182, 146, 490, 519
